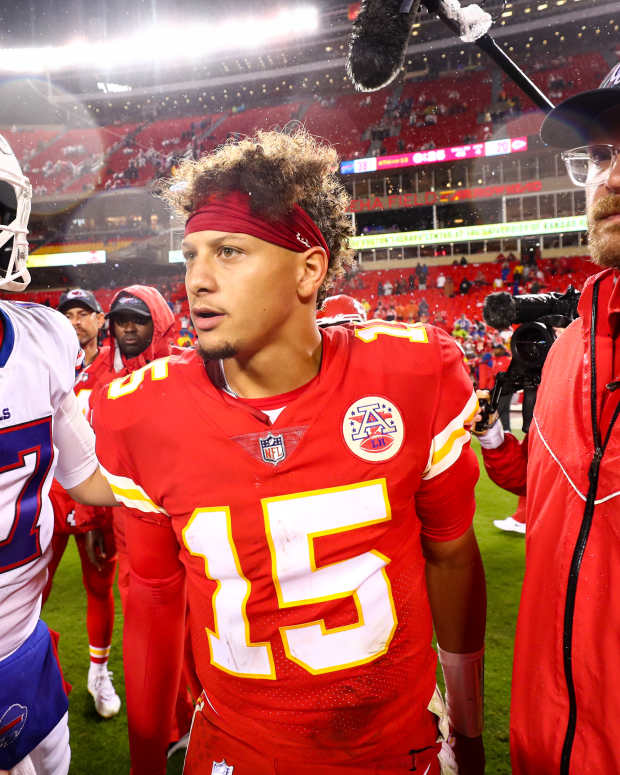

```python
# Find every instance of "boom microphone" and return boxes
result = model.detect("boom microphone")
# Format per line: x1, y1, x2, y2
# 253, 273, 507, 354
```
346, 0, 555, 111
483, 287, 581, 331
482, 292, 518, 330
347, 0, 422, 92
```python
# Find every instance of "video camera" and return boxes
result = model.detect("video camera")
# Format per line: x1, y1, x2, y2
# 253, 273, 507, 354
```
477, 286, 580, 432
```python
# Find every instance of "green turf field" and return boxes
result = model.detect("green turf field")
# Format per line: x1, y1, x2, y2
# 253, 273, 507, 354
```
43, 439, 524, 774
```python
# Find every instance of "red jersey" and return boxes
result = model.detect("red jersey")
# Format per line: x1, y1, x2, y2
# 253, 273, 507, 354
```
93, 321, 479, 766
74, 345, 116, 418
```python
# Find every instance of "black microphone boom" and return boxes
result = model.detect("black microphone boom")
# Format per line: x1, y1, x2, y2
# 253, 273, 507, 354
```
423, 0, 554, 111
347, 0, 555, 112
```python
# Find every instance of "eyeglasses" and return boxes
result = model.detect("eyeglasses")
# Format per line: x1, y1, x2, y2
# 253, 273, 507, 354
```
561, 144, 620, 187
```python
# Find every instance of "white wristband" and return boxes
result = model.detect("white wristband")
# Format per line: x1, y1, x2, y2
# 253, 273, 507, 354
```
437, 644, 484, 737
477, 420, 505, 449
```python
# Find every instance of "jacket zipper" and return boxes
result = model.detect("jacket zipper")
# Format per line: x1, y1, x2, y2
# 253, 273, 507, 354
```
559, 279, 620, 773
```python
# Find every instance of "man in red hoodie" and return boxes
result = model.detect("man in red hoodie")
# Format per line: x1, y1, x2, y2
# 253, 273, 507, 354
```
90, 284, 195, 753
97, 285, 178, 607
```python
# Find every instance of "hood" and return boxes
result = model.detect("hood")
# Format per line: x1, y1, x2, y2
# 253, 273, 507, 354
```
106, 284, 176, 373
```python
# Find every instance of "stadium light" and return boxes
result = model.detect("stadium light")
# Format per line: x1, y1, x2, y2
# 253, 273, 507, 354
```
0, 6, 319, 74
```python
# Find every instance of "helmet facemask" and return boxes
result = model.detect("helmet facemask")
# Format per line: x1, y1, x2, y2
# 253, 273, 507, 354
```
0, 135, 31, 292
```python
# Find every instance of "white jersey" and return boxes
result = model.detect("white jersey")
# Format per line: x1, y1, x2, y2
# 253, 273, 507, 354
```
0, 300, 92, 657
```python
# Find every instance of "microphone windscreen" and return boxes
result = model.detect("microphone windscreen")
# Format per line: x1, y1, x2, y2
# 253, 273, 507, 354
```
347, 0, 418, 92
483, 292, 517, 330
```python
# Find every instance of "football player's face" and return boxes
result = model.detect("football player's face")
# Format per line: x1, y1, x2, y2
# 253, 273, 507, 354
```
586, 131, 620, 268
63, 305, 104, 348
112, 314, 154, 357
182, 231, 303, 361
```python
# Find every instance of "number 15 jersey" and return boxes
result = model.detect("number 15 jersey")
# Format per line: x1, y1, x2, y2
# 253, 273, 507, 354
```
93, 321, 479, 764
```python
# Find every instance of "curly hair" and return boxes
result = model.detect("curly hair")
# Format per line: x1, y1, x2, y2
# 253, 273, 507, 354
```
157, 126, 353, 306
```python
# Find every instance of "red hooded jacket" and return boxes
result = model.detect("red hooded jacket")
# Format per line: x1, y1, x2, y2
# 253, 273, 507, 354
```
72, 285, 179, 531
104, 284, 177, 375
511, 268, 620, 774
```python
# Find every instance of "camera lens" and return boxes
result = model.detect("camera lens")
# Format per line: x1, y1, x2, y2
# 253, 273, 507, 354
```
511, 321, 555, 369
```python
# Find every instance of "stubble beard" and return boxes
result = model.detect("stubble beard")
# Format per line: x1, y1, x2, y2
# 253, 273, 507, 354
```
197, 342, 238, 363
588, 194, 620, 268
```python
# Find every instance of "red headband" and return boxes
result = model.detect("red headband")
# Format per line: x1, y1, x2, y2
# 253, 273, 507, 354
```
184, 190, 330, 258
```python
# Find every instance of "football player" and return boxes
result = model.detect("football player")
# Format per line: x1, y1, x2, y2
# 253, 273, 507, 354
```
92, 128, 486, 775
0, 135, 116, 775
42, 289, 120, 719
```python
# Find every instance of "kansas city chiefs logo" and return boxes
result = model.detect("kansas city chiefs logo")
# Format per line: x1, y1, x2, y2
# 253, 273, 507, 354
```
342, 396, 405, 462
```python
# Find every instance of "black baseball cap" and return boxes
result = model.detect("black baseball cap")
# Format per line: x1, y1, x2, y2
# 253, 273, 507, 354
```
58, 288, 102, 314
106, 293, 151, 320
541, 63, 620, 149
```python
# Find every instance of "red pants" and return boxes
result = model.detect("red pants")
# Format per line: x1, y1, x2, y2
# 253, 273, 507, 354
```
183, 696, 441, 774
42, 527, 116, 653
118, 506, 194, 743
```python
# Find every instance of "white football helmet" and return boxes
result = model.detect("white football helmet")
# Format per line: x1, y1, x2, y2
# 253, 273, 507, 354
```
317, 294, 367, 327
0, 134, 31, 292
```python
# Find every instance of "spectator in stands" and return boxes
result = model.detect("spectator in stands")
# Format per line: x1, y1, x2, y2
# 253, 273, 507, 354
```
460, 256, 468, 266
444, 275, 455, 298
474, 269, 487, 286
418, 297, 429, 320
383, 278, 393, 296
377, 280, 384, 296
436, 272, 446, 289
459, 276, 472, 295
373, 300, 386, 319
404, 299, 419, 322
408, 273, 416, 291
501, 261, 510, 283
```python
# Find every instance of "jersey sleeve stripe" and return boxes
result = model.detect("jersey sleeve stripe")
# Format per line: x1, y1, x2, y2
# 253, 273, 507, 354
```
423, 391, 478, 480
101, 466, 167, 515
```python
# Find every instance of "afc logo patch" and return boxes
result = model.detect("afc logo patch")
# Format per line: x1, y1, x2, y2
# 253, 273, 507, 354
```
259, 432, 286, 465
0, 703, 27, 749
342, 396, 404, 462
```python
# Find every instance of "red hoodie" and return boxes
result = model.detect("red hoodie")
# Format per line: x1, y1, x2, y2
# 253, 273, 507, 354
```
104, 284, 178, 375
72, 285, 179, 531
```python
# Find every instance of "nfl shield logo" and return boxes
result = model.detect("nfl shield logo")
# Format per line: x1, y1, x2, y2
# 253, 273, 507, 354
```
259, 432, 286, 465
211, 761, 234, 775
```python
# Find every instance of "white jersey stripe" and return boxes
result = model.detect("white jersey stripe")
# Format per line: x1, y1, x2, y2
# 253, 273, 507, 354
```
101, 466, 167, 515
423, 390, 478, 480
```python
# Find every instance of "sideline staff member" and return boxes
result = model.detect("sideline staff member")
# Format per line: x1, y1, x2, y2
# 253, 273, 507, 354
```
511, 63, 620, 774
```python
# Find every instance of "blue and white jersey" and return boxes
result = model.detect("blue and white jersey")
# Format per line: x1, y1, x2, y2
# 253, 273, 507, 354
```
0, 300, 85, 657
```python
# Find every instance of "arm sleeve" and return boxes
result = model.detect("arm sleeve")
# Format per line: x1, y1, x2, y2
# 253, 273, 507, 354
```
53, 390, 99, 490
480, 432, 528, 496
416, 329, 480, 541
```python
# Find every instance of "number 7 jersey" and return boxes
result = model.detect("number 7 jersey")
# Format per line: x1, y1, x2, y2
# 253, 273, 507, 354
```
93, 321, 479, 763
0, 301, 82, 657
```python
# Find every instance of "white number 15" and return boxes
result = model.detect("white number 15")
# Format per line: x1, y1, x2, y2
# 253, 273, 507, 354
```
182, 479, 397, 679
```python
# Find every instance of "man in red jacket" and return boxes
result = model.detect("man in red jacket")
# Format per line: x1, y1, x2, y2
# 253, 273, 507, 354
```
93, 284, 195, 751
43, 289, 121, 719
98, 285, 178, 609
509, 64, 620, 774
